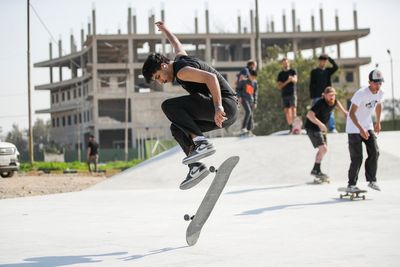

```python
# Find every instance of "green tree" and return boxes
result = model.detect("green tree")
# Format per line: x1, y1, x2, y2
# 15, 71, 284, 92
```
382, 98, 400, 120
6, 124, 28, 153
33, 118, 51, 148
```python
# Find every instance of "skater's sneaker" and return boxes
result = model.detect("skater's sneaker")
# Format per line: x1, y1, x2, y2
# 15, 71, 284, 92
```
368, 182, 381, 191
182, 139, 216, 165
311, 169, 328, 179
347, 185, 360, 192
179, 162, 210, 190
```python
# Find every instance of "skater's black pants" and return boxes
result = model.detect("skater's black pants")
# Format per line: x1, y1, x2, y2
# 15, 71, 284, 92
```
241, 99, 254, 131
161, 93, 238, 156
347, 131, 379, 186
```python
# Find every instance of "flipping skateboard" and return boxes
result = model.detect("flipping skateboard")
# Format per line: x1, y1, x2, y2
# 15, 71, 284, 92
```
184, 156, 240, 246
338, 187, 367, 200
291, 116, 303, 135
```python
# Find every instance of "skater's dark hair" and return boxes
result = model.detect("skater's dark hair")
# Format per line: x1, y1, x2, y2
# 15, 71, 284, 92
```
142, 53, 170, 83
246, 60, 256, 69
249, 69, 257, 77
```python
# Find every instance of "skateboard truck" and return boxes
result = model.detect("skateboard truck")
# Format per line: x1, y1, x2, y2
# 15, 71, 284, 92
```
184, 214, 195, 221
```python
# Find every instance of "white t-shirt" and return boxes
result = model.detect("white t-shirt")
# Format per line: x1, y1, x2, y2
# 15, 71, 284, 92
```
346, 86, 384, 133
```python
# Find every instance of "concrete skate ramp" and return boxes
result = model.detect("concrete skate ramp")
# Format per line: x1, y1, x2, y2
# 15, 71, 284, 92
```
91, 131, 400, 190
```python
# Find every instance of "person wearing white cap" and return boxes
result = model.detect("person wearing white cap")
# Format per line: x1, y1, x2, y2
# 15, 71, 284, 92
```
345, 69, 384, 191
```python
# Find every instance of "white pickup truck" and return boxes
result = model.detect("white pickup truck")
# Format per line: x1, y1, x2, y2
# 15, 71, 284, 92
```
0, 142, 20, 178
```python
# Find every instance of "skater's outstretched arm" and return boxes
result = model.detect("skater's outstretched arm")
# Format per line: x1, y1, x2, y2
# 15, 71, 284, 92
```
336, 101, 348, 117
177, 67, 226, 128
306, 110, 327, 133
155, 21, 187, 57
374, 103, 382, 134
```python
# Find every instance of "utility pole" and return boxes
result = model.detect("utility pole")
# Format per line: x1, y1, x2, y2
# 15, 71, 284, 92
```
27, 0, 34, 163
387, 49, 396, 129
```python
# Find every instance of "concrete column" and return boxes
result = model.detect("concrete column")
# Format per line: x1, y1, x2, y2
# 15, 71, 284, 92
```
161, 8, 166, 54
206, 38, 211, 63
297, 19, 301, 32
58, 38, 62, 81
311, 10, 315, 31
353, 5, 359, 58
205, 9, 210, 34
271, 16, 275, 32
291, 4, 296, 32
92, 9, 96, 35
195, 15, 199, 34
319, 5, 324, 31
250, 10, 254, 33
282, 10, 287, 32
237, 15, 241, 33
70, 33, 77, 78
70, 32, 75, 53
266, 18, 270, 32
128, 7, 132, 34
250, 37, 255, 60
335, 9, 341, 58
133, 11, 137, 34
91, 36, 98, 126
292, 39, 298, 58
49, 42, 53, 83
87, 21, 91, 36
80, 28, 84, 49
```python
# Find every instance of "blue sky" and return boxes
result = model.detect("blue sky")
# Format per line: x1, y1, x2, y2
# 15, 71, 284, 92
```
0, 0, 398, 134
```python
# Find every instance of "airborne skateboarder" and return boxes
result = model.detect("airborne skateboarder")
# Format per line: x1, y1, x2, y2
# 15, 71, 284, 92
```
142, 21, 238, 189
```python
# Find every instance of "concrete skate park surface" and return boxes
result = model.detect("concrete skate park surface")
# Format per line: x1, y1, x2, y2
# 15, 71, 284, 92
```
0, 132, 399, 266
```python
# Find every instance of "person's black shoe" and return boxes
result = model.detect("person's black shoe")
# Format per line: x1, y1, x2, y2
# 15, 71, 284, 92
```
179, 162, 210, 190
311, 169, 328, 179
182, 139, 216, 165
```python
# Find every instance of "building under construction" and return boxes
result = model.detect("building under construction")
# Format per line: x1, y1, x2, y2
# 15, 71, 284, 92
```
34, 5, 370, 159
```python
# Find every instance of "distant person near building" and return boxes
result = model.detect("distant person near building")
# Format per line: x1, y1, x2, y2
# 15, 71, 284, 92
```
305, 87, 348, 181
87, 135, 99, 173
277, 58, 298, 133
236, 60, 257, 87
345, 69, 384, 192
309, 54, 339, 133
142, 21, 238, 190
237, 70, 258, 135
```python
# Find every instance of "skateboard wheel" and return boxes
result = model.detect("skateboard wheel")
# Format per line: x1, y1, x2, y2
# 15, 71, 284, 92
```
362, 195, 366, 200
340, 194, 343, 199
184, 214, 190, 221
209, 166, 216, 173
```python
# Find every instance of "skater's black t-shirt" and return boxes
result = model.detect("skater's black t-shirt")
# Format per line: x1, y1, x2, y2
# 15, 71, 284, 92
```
305, 98, 337, 131
172, 55, 235, 98
277, 69, 297, 97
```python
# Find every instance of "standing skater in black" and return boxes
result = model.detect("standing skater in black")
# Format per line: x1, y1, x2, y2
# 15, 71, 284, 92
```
305, 87, 347, 181
142, 21, 238, 189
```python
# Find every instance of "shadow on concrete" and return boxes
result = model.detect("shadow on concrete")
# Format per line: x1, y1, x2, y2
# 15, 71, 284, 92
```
237, 199, 344, 216
226, 184, 304, 195
119, 246, 187, 261
0, 252, 127, 267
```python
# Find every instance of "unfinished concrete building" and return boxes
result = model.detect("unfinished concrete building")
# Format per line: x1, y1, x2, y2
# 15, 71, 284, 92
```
34, 5, 370, 159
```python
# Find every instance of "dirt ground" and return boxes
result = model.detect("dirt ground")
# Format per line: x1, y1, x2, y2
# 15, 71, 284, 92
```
0, 172, 107, 199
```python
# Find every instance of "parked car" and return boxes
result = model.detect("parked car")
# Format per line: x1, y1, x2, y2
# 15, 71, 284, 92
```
0, 142, 20, 178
